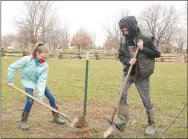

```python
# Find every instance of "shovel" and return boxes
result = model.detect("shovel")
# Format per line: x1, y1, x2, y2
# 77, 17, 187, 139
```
103, 46, 140, 138
13, 86, 72, 123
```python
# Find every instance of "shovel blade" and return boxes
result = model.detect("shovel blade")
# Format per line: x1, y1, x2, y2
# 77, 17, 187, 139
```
70, 118, 78, 128
103, 125, 116, 138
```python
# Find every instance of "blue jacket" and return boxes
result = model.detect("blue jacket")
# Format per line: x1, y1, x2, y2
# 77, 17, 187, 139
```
7, 56, 49, 100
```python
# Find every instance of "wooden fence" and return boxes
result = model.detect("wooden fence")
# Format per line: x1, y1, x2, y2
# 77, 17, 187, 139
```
155, 54, 187, 63
1, 49, 187, 63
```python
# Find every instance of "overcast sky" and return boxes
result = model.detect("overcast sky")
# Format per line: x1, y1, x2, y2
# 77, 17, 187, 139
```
1, 1, 186, 46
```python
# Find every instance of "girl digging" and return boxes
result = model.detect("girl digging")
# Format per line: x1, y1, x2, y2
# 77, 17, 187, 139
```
7, 42, 66, 131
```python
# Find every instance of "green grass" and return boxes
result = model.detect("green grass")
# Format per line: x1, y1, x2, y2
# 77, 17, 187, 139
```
2, 57, 187, 138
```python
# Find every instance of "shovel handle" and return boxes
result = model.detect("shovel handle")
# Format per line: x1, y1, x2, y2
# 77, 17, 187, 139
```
111, 46, 140, 121
13, 86, 72, 122
111, 107, 117, 121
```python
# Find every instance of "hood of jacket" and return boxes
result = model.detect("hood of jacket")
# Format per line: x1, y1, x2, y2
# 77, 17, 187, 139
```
119, 16, 140, 39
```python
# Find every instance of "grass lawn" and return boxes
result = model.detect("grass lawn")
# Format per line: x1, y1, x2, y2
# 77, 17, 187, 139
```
1, 57, 187, 138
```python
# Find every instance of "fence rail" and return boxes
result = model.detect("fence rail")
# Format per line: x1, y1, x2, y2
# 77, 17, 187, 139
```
1, 49, 187, 63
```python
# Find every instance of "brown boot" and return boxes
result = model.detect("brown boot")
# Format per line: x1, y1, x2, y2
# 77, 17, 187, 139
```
145, 107, 156, 136
52, 106, 66, 124
20, 112, 30, 131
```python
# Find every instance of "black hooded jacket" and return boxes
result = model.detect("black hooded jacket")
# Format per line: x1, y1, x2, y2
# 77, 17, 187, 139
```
118, 16, 161, 75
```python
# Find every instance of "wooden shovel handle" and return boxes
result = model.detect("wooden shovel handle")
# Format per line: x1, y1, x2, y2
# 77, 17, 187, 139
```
111, 46, 140, 121
13, 86, 72, 122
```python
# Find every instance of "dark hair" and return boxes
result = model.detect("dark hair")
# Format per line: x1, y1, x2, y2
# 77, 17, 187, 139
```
32, 42, 49, 58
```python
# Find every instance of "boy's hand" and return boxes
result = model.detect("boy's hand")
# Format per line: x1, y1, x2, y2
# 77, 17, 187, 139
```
129, 58, 137, 65
137, 39, 143, 50
7, 83, 15, 88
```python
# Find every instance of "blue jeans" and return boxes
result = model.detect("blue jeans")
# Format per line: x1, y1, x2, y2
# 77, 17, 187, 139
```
24, 86, 56, 112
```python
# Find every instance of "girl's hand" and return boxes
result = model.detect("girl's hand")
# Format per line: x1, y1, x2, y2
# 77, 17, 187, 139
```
7, 83, 15, 88
38, 100, 43, 104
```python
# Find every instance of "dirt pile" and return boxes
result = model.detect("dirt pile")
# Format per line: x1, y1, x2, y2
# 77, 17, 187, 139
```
73, 116, 89, 128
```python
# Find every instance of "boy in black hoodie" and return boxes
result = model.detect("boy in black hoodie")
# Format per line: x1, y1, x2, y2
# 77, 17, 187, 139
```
108, 16, 161, 136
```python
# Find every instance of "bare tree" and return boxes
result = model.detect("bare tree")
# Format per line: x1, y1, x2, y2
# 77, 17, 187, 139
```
90, 32, 96, 50
60, 26, 70, 50
139, 3, 179, 47
2, 35, 15, 48
71, 28, 92, 52
15, 23, 30, 50
174, 28, 187, 53
103, 35, 117, 50
102, 9, 130, 50
15, 1, 58, 50
49, 26, 70, 50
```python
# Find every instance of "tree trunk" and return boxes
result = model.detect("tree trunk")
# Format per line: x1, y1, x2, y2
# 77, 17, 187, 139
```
156, 40, 160, 49
79, 46, 81, 53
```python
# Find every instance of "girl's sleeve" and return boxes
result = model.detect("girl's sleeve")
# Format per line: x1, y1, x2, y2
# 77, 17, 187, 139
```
7, 56, 27, 83
37, 66, 49, 100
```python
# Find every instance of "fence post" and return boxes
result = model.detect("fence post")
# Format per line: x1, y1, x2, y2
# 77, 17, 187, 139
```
184, 55, 187, 63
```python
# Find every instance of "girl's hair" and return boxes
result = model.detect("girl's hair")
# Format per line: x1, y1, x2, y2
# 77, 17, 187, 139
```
32, 42, 49, 58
